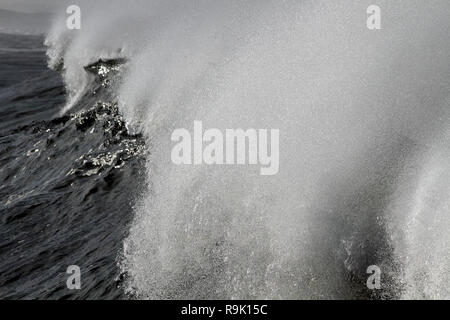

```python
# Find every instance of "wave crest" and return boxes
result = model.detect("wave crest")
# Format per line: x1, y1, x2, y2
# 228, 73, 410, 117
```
46, 0, 450, 299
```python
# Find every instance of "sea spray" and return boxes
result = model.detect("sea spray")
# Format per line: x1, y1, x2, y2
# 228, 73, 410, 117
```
44, 0, 450, 299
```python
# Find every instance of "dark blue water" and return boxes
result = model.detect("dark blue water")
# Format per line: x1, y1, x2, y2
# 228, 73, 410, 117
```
0, 33, 146, 299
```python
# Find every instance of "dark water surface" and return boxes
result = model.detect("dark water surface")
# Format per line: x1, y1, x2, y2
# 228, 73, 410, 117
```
0, 33, 146, 299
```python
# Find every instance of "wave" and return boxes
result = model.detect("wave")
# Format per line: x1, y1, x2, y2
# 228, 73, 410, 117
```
45, 0, 450, 299
0, 33, 146, 298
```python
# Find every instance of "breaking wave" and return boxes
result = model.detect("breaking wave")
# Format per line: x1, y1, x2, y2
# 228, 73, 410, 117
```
45, 0, 450, 299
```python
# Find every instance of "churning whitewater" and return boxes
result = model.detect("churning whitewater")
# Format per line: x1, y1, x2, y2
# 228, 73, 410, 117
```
41, 0, 450, 299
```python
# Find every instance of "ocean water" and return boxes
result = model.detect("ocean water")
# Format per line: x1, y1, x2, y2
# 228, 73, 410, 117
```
1, 0, 450, 300
0, 32, 146, 299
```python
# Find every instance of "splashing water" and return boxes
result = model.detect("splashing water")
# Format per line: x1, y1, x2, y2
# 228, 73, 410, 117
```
45, 0, 450, 299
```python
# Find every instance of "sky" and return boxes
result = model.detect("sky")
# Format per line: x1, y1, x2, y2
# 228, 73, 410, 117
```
0, 0, 59, 13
